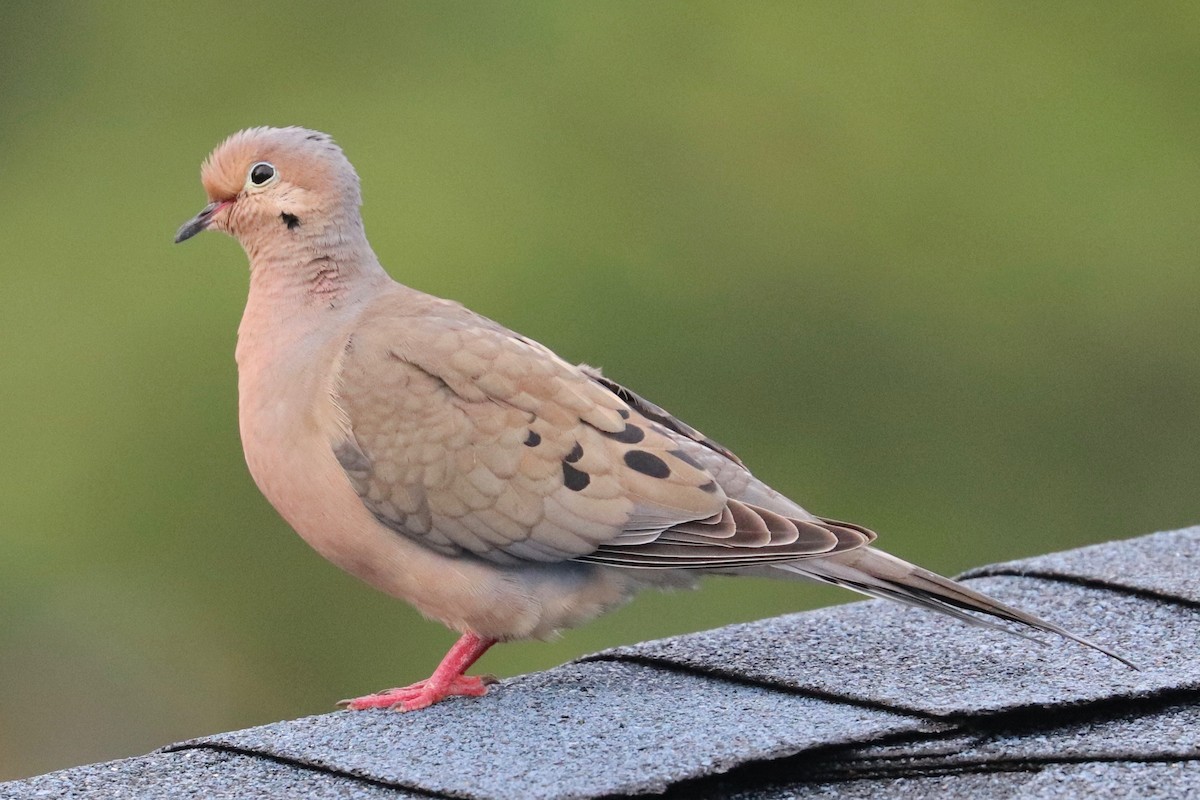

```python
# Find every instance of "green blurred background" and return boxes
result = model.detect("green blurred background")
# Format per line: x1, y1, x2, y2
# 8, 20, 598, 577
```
2, 0, 1197, 781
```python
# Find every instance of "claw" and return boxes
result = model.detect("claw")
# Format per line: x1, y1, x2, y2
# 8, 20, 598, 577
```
338, 632, 498, 712
343, 674, 494, 711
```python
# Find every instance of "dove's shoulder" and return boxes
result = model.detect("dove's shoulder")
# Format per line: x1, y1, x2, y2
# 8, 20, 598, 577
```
341, 285, 628, 429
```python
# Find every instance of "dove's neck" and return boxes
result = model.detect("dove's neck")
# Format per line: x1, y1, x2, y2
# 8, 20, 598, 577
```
238, 225, 391, 364
245, 223, 388, 308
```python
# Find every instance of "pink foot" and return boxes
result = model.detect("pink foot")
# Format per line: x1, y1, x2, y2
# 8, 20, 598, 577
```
338, 632, 499, 712
340, 674, 496, 711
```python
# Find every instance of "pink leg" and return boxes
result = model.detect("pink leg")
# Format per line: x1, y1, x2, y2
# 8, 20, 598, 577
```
340, 632, 498, 712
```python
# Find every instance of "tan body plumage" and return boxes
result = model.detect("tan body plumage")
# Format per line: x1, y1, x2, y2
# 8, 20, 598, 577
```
176, 127, 1128, 710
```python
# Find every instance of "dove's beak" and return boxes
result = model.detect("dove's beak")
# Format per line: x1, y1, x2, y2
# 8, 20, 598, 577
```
174, 200, 231, 244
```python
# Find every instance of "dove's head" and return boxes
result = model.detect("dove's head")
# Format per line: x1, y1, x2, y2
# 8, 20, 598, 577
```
175, 127, 363, 253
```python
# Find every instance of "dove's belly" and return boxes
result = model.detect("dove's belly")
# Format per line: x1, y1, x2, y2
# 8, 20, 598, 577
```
234, 329, 643, 639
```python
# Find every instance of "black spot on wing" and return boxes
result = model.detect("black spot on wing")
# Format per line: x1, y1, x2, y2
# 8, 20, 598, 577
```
565, 442, 584, 463
580, 367, 744, 467
624, 450, 671, 479
604, 424, 645, 444
524, 431, 541, 447
698, 480, 719, 493
562, 462, 591, 491
617, 408, 631, 419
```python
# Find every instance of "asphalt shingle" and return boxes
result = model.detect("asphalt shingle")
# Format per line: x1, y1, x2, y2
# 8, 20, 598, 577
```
963, 527, 1200, 605
1, 748, 411, 800
3, 525, 1199, 799
720, 761, 1200, 800
166, 660, 942, 800
591, 574, 1199, 716
879, 699, 1200, 765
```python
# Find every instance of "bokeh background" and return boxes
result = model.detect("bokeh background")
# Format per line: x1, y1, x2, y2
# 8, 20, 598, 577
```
2, 0, 1198, 781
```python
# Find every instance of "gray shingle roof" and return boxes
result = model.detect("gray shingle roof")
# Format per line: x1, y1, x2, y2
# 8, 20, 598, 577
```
5, 526, 1200, 799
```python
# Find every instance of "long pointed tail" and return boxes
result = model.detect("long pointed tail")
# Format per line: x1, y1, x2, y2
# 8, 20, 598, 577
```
773, 546, 1136, 669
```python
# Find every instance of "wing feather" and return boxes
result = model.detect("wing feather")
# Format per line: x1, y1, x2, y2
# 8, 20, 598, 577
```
333, 290, 877, 569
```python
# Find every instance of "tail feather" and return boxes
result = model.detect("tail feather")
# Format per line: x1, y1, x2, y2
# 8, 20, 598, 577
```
773, 547, 1137, 669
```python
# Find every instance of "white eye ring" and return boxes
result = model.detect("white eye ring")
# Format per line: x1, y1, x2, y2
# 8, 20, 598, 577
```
246, 161, 278, 188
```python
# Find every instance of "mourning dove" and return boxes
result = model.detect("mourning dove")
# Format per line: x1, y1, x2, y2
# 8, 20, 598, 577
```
175, 127, 1129, 711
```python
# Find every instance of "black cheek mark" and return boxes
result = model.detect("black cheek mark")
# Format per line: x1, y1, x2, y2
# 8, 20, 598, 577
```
669, 449, 705, 469
281, 212, 300, 229
604, 424, 645, 444
524, 431, 541, 447
624, 450, 671, 479
562, 462, 591, 491
698, 480, 719, 493
565, 442, 584, 463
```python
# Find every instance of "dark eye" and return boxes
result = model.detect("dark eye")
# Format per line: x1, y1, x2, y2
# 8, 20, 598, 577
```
248, 162, 276, 186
